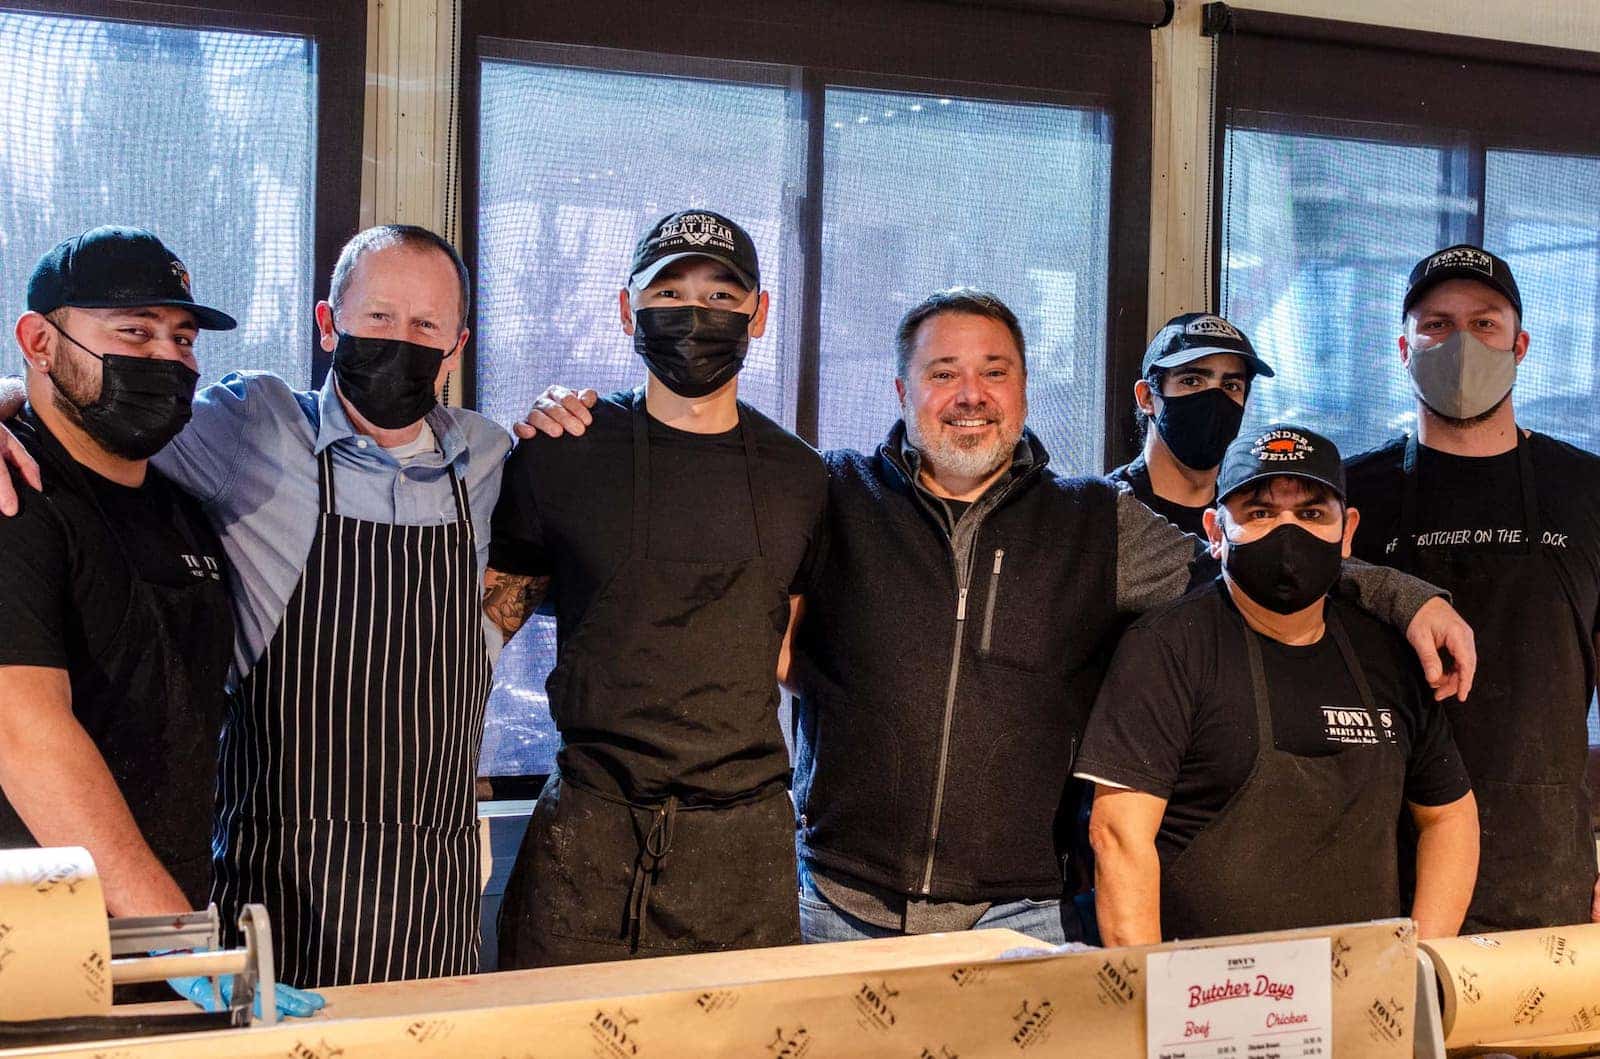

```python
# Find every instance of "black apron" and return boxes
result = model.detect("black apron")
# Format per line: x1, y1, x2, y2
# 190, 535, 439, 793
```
1396, 433, 1595, 931
498, 393, 798, 968
36, 427, 233, 907
211, 445, 491, 987
1161, 610, 1406, 940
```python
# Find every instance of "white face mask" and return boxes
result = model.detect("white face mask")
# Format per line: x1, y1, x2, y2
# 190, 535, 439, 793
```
1406, 330, 1517, 421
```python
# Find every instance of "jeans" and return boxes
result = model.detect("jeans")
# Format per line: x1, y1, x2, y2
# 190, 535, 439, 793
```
797, 860, 1067, 946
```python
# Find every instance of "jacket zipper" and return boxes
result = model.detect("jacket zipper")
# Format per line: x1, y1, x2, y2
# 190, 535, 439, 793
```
920, 555, 970, 895
979, 548, 1005, 656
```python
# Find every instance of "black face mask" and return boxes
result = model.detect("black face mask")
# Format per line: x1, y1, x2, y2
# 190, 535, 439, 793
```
1222, 521, 1344, 615
633, 306, 750, 398
1154, 387, 1247, 471
49, 324, 198, 461
332, 331, 446, 430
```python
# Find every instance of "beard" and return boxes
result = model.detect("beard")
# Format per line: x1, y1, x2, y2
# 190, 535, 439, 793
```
904, 397, 1026, 484
1420, 388, 1511, 427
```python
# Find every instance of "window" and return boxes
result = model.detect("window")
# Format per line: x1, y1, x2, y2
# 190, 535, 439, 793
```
466, 1, 1155, 780
1208, 8, 1600, 742
0, 11, 321, 387
817, 88, 1113, 471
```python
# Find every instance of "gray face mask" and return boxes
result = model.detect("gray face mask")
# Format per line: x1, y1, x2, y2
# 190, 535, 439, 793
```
1406, 330, 1517, 421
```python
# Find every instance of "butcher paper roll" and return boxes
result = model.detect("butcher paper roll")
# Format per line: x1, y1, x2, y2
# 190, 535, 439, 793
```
1421, 924, 1600, 1050
0, 846, 112, 1019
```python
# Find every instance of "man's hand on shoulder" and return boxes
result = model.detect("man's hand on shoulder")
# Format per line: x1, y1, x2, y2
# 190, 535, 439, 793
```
514, 385, 598, 439
1405, 596, 1477, 702
0, 377, 41, 517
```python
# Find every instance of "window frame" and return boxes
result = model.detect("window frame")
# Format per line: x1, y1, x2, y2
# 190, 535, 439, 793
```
1, 0, 365, 383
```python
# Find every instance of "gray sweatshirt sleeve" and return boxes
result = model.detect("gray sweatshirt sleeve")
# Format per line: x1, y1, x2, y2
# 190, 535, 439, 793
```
1333, 556, 1448, 630
1114, 485, 1205, 614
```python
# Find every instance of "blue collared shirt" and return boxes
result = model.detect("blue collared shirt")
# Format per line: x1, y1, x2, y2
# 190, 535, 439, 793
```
153, 371, 511, 686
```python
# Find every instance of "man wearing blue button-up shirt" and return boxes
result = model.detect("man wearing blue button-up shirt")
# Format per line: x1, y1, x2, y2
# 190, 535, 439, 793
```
150, 224, 510, 989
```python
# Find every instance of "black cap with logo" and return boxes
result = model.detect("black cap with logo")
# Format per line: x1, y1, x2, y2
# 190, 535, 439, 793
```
27, 226, 236, 330
1142, 312, 1274, 378
629, 210, 760, 292
1217, 424, 1345, 503
1403, 244, 1522, 319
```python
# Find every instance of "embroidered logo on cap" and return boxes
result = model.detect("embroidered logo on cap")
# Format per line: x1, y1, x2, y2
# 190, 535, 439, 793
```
1184, 315, 1244, 341
656, 213, 735, 252
170, 260, 192, 294
1425, 247, 1494, 277
1251, 429, 1314, 462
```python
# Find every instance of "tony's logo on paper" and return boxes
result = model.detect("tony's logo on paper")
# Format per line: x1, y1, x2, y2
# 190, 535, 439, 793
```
853, 979, 899, 1031
589, 1007, 642, 1058
1010, 999, 1057, 1050
766, 1025, 813, 1058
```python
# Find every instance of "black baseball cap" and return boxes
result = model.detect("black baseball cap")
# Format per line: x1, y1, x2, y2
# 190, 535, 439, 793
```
1403, 244, 1522, 320
629, 210, 760, 291
1217, 424, 1345, 503
1142, 312, 1274, 378
27, 226, 236, 330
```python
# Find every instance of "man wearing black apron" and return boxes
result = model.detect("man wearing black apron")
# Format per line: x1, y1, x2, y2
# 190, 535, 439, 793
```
1345, 245, 1600, 932
1108, 313, 1272, 538
0, 227, 235, 919
1079, 425, 1480, 943
485, 211, 827, 967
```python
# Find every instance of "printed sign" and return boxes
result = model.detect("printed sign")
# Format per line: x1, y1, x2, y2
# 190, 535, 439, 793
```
1146, 937, 1332, 1059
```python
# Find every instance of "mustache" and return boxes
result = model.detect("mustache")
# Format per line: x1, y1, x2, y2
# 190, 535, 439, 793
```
938, 403, 1003, 424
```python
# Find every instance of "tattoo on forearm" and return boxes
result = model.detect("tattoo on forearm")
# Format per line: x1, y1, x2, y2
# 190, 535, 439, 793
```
482, 570, 549, 636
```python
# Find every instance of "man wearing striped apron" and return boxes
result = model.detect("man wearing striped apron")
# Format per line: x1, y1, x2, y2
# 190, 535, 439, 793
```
150, 225, 510, 987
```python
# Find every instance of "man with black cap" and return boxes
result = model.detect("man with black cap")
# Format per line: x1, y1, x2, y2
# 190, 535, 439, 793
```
1080, 424, 1480, 943
1345, 245, 1600, 932
485, 210, 828, 967
1109, 312, 1273, 536
0, 226, 235, 916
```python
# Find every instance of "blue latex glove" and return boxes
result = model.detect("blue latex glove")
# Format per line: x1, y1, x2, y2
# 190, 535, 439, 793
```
167, 970, 326, 1019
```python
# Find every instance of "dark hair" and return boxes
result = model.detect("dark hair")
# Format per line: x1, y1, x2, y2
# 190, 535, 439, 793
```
329, 224, 470, 331
894, 287, 1027, 380
1135, 366, 1167, 439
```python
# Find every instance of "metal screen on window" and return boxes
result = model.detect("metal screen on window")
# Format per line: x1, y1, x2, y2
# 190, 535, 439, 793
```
474, 54, 803, 778
0, 13, 317, 387
1218, 125, 1476, 455
817, 88, 1113, 475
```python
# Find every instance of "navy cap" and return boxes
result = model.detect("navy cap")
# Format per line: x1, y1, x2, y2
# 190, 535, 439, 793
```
629, 210, 760, 291
1217, 424, 1345, 503
27, 226, 236, 330
1142, 312, 1274, 378
1404, 244, 1522, 320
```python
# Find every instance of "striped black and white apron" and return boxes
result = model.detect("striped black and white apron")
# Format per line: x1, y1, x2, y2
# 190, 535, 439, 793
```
211, 446, 491, 988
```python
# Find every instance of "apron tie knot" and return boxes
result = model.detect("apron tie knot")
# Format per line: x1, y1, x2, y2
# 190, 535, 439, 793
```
625, 795, 679, 951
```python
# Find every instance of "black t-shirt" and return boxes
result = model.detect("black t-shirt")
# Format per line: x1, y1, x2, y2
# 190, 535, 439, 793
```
1107, 457, 1210, 538
490, 391, 829, 645
0, 410, 231, 897
1075, 580, 1471, 863
0, 411, 227, 678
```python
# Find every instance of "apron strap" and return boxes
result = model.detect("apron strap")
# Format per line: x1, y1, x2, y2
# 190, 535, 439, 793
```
629, 389, 651, 559
627, 389, 769, 561
736, 404, 770, 559
1240, 604, 1380, 747
317, 447, 337, 515
1400, 430, 1538, 559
